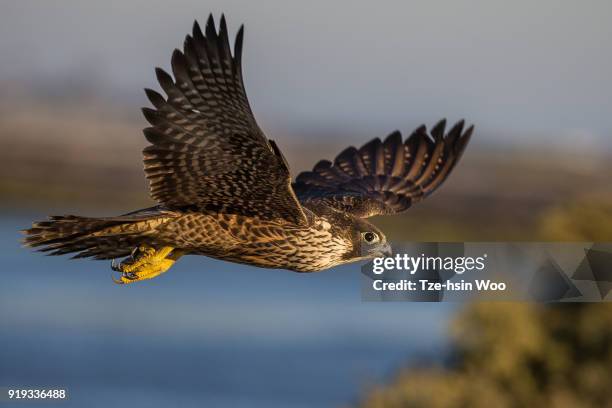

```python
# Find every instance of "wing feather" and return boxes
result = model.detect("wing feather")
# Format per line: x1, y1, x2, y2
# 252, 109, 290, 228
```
294, 120, 473, 218
142, 14, 306, 225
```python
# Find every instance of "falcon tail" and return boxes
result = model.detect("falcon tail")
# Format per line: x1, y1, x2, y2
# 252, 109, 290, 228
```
22, 210, 171, 260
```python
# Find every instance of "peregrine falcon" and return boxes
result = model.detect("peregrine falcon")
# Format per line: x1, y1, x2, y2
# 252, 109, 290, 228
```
23, 15, 473, 284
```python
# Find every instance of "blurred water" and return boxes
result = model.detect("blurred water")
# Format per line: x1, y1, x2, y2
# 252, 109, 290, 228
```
0, 215, 452, 407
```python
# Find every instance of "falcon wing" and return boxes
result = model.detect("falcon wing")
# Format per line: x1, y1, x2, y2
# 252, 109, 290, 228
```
142, 15, 306, 225
293, 119, 473, 218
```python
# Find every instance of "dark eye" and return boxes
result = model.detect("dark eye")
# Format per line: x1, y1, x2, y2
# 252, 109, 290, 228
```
363, 232, 378, 243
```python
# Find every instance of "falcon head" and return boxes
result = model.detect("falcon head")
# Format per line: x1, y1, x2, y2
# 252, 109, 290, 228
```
351, 217, 392, 260
326, 212, 391, 263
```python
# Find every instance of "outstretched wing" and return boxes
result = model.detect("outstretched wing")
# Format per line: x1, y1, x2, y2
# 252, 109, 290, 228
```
293, 119, 473, 218
142, 15, 306, 225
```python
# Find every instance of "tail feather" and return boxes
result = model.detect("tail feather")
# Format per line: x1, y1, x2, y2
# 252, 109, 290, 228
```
22, 210, 176, 260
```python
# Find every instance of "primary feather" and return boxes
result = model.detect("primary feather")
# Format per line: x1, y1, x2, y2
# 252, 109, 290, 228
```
293, 119, 473, 217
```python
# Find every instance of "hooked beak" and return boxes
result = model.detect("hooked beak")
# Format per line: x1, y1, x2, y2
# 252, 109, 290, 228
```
373, 242, 392, 257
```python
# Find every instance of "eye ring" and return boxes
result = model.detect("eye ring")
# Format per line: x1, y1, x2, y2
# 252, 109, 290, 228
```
363, 232, 379, 243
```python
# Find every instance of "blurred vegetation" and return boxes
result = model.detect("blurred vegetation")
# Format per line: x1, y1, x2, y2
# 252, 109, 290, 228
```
538, 195, 612, 241
359, 192, 612, 408
358, 302, 612, 408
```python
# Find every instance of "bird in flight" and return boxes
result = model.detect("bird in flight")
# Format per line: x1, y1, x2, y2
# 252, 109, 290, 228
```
23, 15, 473, 284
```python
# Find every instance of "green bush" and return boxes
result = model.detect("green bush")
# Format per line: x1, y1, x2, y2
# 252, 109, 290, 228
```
358, 303, 612, 408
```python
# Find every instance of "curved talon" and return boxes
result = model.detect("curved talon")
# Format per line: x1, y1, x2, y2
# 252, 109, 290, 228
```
111, 267, 126, 284
112, 273, 125, 284
109, 246, 182, 284
112, 269, 138, 285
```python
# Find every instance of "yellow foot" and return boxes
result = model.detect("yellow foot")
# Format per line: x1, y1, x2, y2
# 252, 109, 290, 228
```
111, 244, 184, 284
